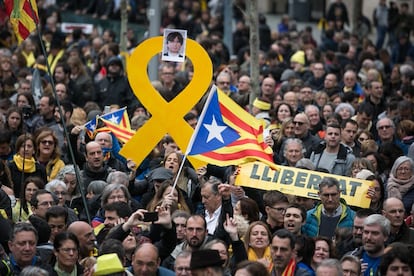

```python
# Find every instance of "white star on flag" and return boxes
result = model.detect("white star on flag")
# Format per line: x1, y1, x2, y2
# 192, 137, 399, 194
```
108, 115, 119, 123
203, 115, 227, 143
90, 123, 96, 130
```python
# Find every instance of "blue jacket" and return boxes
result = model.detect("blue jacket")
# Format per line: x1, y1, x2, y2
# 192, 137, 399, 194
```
302, 200, 355, 237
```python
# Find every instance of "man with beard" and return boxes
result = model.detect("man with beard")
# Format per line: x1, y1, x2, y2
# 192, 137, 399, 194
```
67, 221, 97, 259
162, 215, 209, 270
310, 124, 355, 175
303, 177, 355, 239
336, 208, 375, 258
347, 214, 390, 276
382, 197, 414, 243
95, 201, 132, 244
270, 229, 310, 276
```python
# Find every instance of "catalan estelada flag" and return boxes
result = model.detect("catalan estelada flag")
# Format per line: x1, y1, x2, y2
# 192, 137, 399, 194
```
99, 118, 135, 144
5, 0, 39, 43
187, 86, 278, 170
99, 107, 135, 143
84, 116, 98, 139
100, 107, 131, 129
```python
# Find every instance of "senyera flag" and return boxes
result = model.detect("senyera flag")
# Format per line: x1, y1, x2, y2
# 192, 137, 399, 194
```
187, 86, 278, 170
5, 0, 39, 43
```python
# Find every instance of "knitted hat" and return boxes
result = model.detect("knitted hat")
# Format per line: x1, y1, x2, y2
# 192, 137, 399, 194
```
93, 253, 125, 275
290, 50, 305, 65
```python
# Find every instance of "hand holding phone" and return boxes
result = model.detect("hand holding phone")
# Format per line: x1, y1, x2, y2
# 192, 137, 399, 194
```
142, 212, 159, 222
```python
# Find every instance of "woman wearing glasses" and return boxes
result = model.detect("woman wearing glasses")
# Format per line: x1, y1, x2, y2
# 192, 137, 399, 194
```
51, 232, 84, 276
35, 128, 65, 181
7, 134, 47, 198
387, 156, 414, 215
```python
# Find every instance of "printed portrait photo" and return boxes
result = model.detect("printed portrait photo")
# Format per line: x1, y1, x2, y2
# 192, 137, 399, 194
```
162, 28, 187, 62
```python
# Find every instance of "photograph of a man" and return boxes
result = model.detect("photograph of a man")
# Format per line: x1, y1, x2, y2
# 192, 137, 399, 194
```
162, 29, 187, 62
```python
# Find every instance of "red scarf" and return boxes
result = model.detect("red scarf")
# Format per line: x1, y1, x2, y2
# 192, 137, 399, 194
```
282, 258, 296, 276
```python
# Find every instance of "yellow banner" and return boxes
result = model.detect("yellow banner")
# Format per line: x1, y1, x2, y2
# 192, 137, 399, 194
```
235, 162, 373, 208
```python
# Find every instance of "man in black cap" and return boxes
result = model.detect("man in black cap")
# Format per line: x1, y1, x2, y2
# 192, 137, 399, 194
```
190, 249, 224, 276
94, 56, 137, 112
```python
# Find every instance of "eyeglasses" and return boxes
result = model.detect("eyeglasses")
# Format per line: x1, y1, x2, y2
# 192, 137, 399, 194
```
301, 90, 313, 94
397, 167, 411, 172
59, 248, 78, 254
38, 201, 55, 207
268, 206, 286, 213
54, 191, 67, 196
162, 72, 174, 75
40, 140, 55, 145
293, 121, 305, 126
217, 81, 230, 85
378, 125, 392, 130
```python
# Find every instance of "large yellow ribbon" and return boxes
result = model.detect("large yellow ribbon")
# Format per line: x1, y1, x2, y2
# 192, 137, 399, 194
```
121, 37, 212, 168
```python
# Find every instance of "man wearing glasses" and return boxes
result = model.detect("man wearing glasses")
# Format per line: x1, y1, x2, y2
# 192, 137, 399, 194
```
30, 190, 55, 220
293, 113, 321, 158
262, 190, 289, 233
376, 117, 406, 154
303, 177, 355, 239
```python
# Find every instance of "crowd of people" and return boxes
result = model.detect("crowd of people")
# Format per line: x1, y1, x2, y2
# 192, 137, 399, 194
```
0, 0, 414, 275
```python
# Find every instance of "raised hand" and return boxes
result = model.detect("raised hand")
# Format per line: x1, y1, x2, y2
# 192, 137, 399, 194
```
155, 206, 173, 229
223, 213, 239, 241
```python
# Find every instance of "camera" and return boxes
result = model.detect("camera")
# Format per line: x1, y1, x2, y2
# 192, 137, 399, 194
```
142, 212, 158, 222
21, 105, 32, 118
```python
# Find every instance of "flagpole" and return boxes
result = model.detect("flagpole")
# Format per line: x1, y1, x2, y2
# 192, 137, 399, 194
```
171, 85, 217, 193
27, 1, 92, 224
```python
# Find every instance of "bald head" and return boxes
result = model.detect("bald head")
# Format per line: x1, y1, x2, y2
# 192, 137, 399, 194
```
382, 197, 405, 233
67, 221, 90, 235
132, 243, 160, 275
95, 132, 112, 149
383, 197, 404, 210
85, 141, 104, 170
67, 221, 96, 258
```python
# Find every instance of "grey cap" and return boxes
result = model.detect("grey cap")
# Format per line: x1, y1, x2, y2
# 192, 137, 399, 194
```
149, 167, 173, 182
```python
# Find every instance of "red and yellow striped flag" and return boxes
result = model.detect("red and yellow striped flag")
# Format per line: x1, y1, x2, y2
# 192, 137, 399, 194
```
5, 0, 39, 43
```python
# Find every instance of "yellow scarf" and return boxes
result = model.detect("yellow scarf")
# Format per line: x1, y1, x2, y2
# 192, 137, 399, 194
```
248, 246, 273, 272
13, 154, 36, 173
22, 51, 36, 67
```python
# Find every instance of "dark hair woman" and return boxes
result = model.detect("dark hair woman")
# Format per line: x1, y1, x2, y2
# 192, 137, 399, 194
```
7, 134, 47, 198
